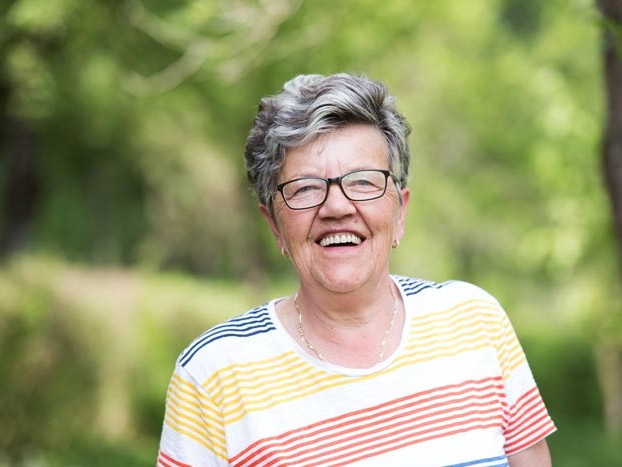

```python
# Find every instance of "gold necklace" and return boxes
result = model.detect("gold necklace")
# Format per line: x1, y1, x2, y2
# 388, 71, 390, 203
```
293, 286, 399, 364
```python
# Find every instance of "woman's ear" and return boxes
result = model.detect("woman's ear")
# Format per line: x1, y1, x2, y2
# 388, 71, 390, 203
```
259, 204, 287, 255
395, 188, 410, 242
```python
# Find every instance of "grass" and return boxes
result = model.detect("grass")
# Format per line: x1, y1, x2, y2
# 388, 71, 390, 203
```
548, 417, 622, 466
0, 254, 620, 466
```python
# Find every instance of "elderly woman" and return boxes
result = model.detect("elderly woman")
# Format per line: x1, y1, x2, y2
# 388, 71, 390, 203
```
157, 73, 555, 466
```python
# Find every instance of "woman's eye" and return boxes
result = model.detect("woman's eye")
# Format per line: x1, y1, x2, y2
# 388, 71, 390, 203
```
291, 183, 322, 197
348, 178, 377, 189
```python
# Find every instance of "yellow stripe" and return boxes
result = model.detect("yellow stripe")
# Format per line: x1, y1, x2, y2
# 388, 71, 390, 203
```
164, 413, 227, 460
499, 343, 526, 377
393, 342, 491, 373
412, 322, 503, 348
165, 399, 226, 446
220, 363, 326, 405
166, 390, 224, 440
169, 377, 222, 423
204, 352, 302, 393
222, 372, 354, 423
412, 299, 500, 326
166, 374, 227, 448
408, 298, 526, 378
497, 312, 527, 377
200, 298, 527, 422
207, 356, 318, 405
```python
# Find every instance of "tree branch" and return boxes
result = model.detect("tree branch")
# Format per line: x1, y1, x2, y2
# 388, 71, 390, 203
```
121, 0, 303, 96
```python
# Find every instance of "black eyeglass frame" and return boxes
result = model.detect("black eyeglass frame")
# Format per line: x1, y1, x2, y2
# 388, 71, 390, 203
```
274, 169, 397, 210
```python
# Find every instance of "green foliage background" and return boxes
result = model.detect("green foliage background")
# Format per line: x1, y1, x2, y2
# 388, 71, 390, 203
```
1, 0, 621, 465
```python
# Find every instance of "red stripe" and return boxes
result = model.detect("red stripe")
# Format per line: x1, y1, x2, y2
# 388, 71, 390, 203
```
502, 386, 556, 455
505, 401, 543, 436
158, 451, 192, 467
266, 412, 504, 466
233, 378, 503, 466
509, 387, 540, 416
244, 392, 504, 466
504, 413, 556, 454
231, 377, 506, 466
504, 387, 548, 438
308, 421, 503, 467
254, 405, 500, 466
231, 376, 504, 465
508, 409, 550, 439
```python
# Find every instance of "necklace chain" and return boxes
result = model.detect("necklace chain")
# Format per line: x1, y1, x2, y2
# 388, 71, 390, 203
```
294, 286, 399, 364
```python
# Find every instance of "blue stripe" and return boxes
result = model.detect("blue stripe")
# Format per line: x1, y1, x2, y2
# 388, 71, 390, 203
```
395, 275, 453, 297
443, 455, 508, 467
181, 306, 271, 354
179, 306, 276, 366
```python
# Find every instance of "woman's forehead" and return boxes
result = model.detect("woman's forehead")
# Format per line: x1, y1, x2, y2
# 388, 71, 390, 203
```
281, 125, 389, 176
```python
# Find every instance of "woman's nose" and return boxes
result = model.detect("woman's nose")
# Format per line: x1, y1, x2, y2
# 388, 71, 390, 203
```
318, 183, 356, 216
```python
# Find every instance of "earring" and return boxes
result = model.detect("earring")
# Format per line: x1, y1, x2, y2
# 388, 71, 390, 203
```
281, 246, 289, 257
392, 239, 400, 249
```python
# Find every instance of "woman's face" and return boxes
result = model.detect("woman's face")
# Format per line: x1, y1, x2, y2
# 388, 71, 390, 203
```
260, 123, 410, 295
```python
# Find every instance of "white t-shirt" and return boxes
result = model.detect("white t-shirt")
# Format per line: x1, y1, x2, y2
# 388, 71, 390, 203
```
157, 276, 555, 467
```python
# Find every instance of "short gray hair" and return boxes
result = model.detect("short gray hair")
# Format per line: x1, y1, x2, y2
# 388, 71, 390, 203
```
244, 73, 411, 214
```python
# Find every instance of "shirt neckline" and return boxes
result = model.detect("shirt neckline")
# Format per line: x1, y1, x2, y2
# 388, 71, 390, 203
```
267, 275, 409, 376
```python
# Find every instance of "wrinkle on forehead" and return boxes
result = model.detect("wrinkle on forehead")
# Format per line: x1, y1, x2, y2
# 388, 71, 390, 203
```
282, 124, 389, 179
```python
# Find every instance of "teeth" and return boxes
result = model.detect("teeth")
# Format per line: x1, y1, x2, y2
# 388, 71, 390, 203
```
319, 233, 362, 247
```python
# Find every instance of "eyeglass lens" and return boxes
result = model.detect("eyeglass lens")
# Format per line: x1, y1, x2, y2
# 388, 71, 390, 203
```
281, 170, 388, 209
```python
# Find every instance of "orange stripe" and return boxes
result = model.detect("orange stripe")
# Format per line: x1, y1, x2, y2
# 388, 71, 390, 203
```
158, 451, 192, 467
504, 388, 544, 437
257, 409, 504, 467
306, 421, 503, 467
200, 299, 524, 425
312, 423, 508, 467
247, 401, 504, 467
504, 412, 556, 454
231, 377, 503, 462
231, 377, 505, 466
272, 420, 504, 467
502, 386, 555, 454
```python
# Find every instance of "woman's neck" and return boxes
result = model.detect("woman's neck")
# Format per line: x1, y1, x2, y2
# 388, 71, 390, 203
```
283, 276, 404, 368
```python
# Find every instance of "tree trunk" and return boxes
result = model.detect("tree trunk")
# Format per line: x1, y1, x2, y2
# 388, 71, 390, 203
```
596, 344, 622, 433
0, 82, 41, 259
596, 0, 622, 434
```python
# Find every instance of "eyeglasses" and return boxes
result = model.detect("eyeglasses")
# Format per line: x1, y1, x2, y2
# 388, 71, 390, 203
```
275, 169, 395, 210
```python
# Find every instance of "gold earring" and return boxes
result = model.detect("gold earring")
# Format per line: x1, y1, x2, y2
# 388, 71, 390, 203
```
281, 247, 289, 257
392, 239, 400, 249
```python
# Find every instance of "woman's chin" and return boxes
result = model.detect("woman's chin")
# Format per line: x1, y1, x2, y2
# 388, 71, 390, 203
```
310, 267, 378, 294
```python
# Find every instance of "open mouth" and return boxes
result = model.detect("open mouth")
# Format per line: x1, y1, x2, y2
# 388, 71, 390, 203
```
318, 233, 363, 247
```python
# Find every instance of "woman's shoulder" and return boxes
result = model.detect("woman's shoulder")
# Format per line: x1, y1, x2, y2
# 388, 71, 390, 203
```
393, 274, 501, 305
175, 301, 277, 369
393, 275, 507, 327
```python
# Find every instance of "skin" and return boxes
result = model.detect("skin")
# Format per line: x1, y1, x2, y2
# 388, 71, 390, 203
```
259, 123, 410, 367
259, 123, 553, 462
508, 439, 552, 467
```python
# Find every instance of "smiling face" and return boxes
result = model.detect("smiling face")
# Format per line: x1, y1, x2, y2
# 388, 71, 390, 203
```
260, 123, 410, 295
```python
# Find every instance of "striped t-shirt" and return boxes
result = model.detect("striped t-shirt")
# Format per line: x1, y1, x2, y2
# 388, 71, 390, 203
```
157, 276, 556, 466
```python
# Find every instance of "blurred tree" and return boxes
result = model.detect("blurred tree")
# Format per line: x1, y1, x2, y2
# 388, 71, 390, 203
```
0, 0, 147, 265
0, 0, 308, 275
596, 0, 622, 433
0, 96, 41, 258
0, 0, 613, 293
2, 0, 622, 460
0, 0, 426, 277
0, 0, 43, 257
500, 0, 544, 39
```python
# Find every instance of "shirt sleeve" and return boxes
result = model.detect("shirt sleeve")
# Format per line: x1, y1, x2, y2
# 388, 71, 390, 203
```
495, 308, 556, 455
157, 362, 229, 466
